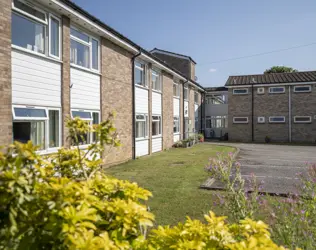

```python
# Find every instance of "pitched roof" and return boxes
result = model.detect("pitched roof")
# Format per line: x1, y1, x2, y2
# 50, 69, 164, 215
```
225, 71, 316, 86
150, 48, 197, 64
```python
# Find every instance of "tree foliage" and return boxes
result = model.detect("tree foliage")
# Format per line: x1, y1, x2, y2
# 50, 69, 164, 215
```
0, 114, 288, 249
264, 66, 298, 74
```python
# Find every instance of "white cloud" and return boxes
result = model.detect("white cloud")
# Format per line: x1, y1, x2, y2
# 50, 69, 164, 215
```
209, 68, 217, 73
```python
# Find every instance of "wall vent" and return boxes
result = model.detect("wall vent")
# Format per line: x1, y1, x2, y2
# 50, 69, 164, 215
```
258, 117, 265, 123
257, 88, 265, 94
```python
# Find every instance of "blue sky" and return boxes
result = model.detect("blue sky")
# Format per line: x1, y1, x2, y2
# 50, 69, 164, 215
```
74, 0, 316, 87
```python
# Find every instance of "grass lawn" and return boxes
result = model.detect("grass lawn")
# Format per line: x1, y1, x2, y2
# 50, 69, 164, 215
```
105, 143, 235, 226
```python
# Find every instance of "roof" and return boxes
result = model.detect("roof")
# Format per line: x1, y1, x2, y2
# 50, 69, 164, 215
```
225, 71, 316, 86
150, 48, 197, 64
58, 0, 204, 91
205, 86, 228, 92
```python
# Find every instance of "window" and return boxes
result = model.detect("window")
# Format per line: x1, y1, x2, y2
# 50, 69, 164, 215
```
257, 88, 265, 94
135, 114, 148, 138
294, 116, 312, 123
173, 83, 180, 97
152, 115, 162, 136
294, 85, 311, 93
71, 110, 100, 145
12, 106, 60, 150
206, 116, 228, 128
206, 94, 227, 104
233, 89, 248, 95
70, 27, 99, 71
184, 87, 188, 100
194, 92, 199, 103
12, 0, 60, 59
269, 116, 285, 123
134, 62, 146, 87
269, 87, 285, 94
173, 116, 180, 133
233, 117, 248, 124
151, 70, 161, 91
257, 117, 265, 123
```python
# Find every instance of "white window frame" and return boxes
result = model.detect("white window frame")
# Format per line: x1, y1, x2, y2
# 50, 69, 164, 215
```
70, 25, 100, 72
152, 115, 162, 137
173, 116, 180, 134
233, 88, 248, 95
269, 87, 285, 94
12, 105, 61, 151
173, 83, 180, 98
294, 85, 311, 93
48, 14, 61, 60
151, 69, 161, 92
194, 91, 199, 103
12, 0, 48, 25
184, 86, 189, 100
269, 116, 285, 123
257, 117, 265, 123
134, 61, 147, 88
257, 88, 265, 94
294, 116, 312, 124
135, 114, 148, 139
233, 117, 249, 124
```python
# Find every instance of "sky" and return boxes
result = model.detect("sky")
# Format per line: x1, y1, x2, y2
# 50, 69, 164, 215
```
73, 0, 316, 87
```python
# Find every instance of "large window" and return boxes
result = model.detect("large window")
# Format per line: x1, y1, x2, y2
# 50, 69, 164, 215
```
12, 0, 60, 59
173, 83, 180, 97
135, 114, 148, 138
152, 116, 162, 136
71, 110, 100, 145
70, 27, 99, 71
173, 116, 180, 133
206, 116, 228, 128
151, 70, 161, 91
12, 106, 60, 150
134, 62, 146, 87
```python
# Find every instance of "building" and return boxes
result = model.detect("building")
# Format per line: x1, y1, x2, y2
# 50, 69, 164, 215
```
226, 71, 316, 143
1, 0, 204, 166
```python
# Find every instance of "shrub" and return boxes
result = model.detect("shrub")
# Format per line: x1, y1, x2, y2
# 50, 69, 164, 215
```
0, 116, 288, 249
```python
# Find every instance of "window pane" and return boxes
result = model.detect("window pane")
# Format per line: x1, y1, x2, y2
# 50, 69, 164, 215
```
295, 86, 310, 92
49, 110, 59, 148
72, 111, 92, 120
13, 0, 46, 21
136, 121, 145, 138
50, 17, 59, 57
12, 13, 45, 54
135, 64, 145, 86
92, 112, 99, 142
152, 71, 160, 91
92, 39, 99, 70
70, 39, 90, 68
13, 121, 45, 150
173, 117, 180, 133
70, 28, 89, 43
152, 121, 159, 136
14, 107, 47, 118
184, 88, 188, 100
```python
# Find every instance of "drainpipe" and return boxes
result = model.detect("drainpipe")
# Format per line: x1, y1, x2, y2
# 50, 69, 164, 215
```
289, 85, 292, 142
251, 84, 254, 142
182, 80, 188, 140
131, 51, 141, 159
200, 92, 204, 134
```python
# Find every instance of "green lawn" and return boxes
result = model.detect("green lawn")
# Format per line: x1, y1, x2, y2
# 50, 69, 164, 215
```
105, 143, 234, 226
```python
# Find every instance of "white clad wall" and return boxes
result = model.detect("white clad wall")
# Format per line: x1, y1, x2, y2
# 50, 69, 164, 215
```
174, 134, 180, 143
152, 92, 162, 115
12, 50, 61, 107
135, 87, 149, 113
136, 140, 149, 157
70, 67, 100, 110
152, 138, 162, 153
173, 98, 180, 116
184, 101, 189, 117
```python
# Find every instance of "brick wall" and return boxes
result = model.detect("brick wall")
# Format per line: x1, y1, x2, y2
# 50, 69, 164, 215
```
162, 72, 174, 149
228, 88, 252, 142
101, 38, 133, 165
61, 16, 71, 147
291, 85, 316, 142
253, 86, 289, 142
0, 0, 12, 147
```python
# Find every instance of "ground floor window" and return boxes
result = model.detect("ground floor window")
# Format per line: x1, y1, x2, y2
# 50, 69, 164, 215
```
71, 109, 100, 145
135, 114, 148, 139
12, 106, 61, 150
173, 116, 180, 133
152, 115, 162, 136
206, 116, 228, 128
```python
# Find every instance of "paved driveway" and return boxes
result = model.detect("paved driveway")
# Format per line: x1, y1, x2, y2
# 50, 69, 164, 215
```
202, 143, 316, 194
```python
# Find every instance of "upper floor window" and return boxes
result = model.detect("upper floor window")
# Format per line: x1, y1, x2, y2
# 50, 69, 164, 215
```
269, 87, 285, 94
12, 0, 60, 59
194, 92, 199, 103
70, 27, 99, 71
206, 94, 227, 104
184, 87, 188, 100
173, 83, 180, 97
233, 89, 248, 95
134, 62, 146, 87
151, 70, 161, 91
294, 85, 311, 93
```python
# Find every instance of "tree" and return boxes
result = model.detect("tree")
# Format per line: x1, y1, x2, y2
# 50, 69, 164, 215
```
264, 66, 298, 74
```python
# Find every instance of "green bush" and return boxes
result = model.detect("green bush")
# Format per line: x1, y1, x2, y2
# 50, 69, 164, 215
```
0, 115, 288, 249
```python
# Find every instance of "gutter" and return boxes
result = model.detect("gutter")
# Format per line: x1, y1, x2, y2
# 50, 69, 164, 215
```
131, 51, 141, 159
